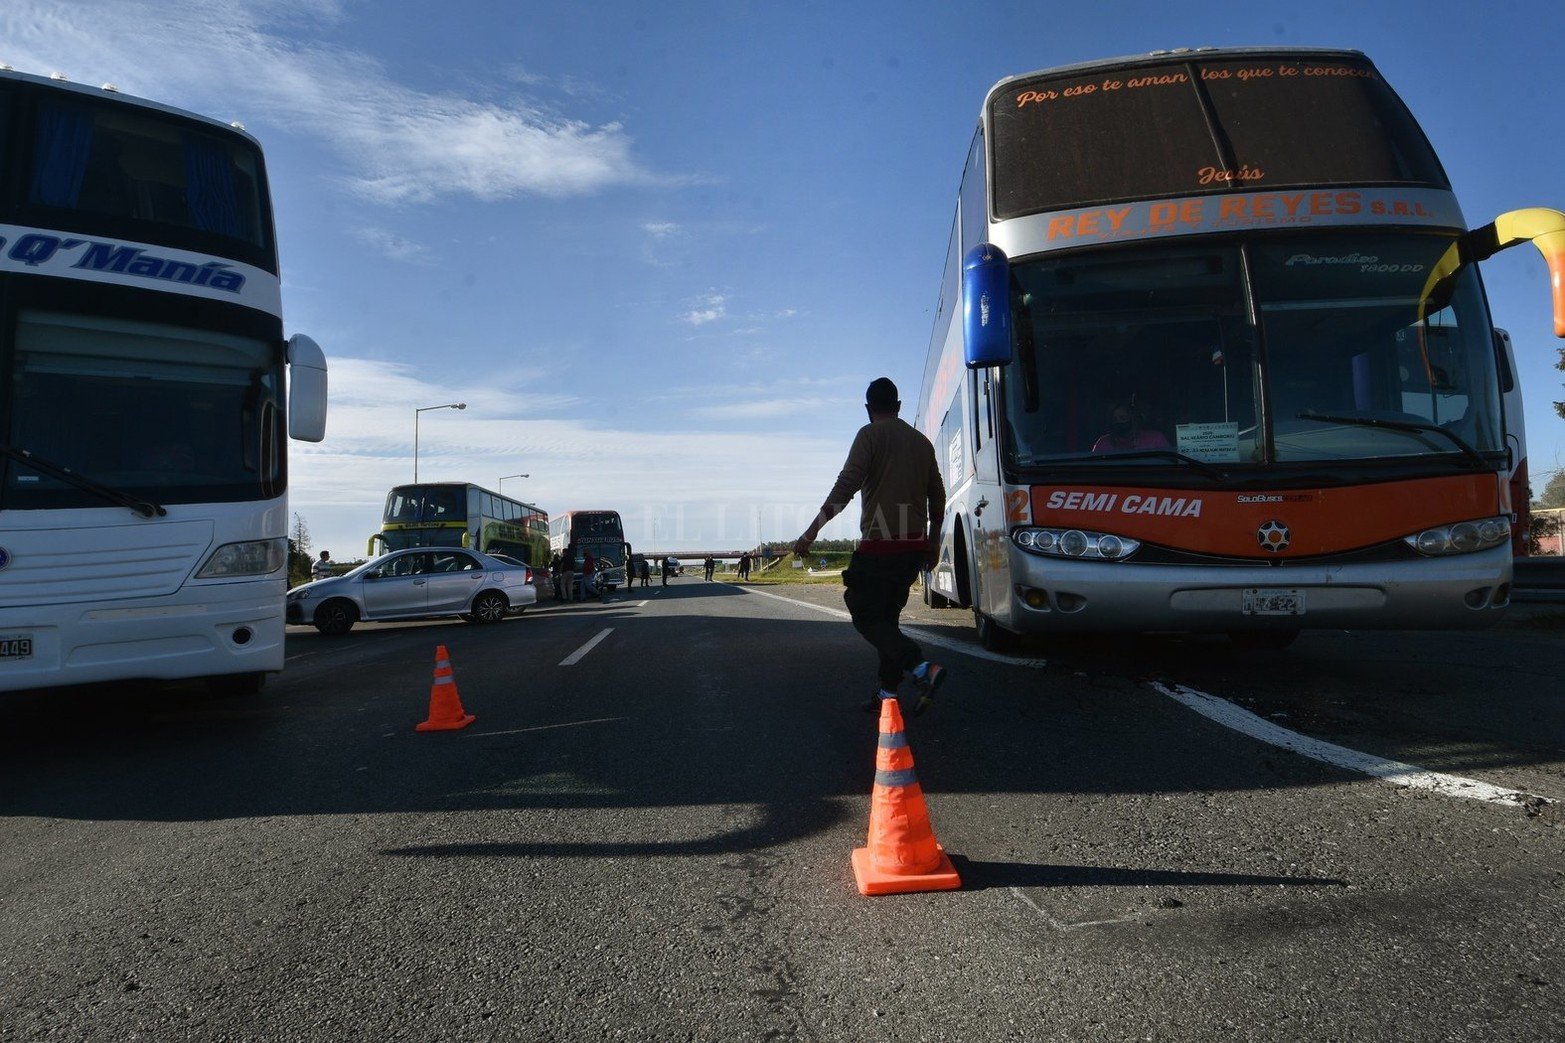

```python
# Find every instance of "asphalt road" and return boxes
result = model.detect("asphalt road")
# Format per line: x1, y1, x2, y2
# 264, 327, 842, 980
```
2, 578, 1562, 1042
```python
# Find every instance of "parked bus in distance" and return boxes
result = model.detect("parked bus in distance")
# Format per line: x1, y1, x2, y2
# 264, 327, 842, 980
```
548, 510, 629, 591
919, 47, 1565, 651
368, 482, 549, 565
0, 68, 328, 695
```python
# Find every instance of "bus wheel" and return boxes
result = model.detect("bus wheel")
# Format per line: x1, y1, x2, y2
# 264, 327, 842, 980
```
314, 599, 358, 635
1227, 629, 1299, 650
208, 671, 266, 696
470, 591, 509, 624
974, 608, 1018, 653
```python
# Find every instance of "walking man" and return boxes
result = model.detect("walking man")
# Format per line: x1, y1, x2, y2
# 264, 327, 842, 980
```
704, 555, 715, 581
558, 549, 577, 603
312, 549, 334, 582
794, 377, 946, 714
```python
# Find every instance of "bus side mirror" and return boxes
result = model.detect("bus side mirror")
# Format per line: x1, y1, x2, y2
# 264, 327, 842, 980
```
286, 333, 329, 442
1421, 209, 1565, 337
962, 243, 1013, 368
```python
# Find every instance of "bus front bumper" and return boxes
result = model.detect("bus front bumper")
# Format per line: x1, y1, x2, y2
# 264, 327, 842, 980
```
1003, 547, 1512, 633
0, 580, 286, 693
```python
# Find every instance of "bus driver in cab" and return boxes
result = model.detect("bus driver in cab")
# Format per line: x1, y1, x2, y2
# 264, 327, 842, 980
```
1091, 402, 1170, 454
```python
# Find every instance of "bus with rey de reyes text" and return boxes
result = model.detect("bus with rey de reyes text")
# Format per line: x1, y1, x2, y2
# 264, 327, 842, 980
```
368, 482, 549, 566
0, 68, 329, 694
920, 47, 1565, 651
548, 509, 630, 592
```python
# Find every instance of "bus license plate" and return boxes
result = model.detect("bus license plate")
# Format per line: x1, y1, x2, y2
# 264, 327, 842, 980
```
0, 634, 33, 660
1242, 588, 1305, 616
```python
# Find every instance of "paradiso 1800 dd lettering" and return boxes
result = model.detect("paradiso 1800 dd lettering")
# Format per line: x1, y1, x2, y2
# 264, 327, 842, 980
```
1042, 490, 1204, 517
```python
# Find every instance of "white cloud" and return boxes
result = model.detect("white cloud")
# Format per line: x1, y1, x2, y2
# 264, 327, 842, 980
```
642, 221, 681, 238
691, 397, 848, 420
351, 227, 430, 264
1, 0, 674, 204
681, 293, 727, 326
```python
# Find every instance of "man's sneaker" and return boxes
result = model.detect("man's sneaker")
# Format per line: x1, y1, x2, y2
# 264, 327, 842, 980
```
861, 689, 898, 713
908, 662, 945, 716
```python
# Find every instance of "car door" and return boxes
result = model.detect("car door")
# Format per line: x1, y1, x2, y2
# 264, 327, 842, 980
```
361, 552, 432, 618
425, 551, 488, 613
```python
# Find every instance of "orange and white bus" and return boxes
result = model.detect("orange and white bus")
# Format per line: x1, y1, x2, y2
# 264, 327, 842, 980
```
918, 47, 1564, 649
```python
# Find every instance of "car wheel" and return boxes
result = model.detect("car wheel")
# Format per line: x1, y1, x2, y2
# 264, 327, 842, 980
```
313, 599, 358, 635
471, 590, 509, 624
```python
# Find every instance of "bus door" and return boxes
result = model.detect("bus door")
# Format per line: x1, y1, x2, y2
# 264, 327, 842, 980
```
972, 367, 1011, 620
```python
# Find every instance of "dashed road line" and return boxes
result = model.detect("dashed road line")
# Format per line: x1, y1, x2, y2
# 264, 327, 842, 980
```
560, 627, 614, 667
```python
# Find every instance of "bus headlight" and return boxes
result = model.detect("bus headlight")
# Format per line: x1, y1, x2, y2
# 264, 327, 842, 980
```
198, 538, 287, 578
1403, 516, 1510, 556
1012, 527, 1140, 561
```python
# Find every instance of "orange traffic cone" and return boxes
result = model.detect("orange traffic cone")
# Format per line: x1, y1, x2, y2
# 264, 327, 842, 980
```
851, 696, 961, 896
415, 644, 475, 732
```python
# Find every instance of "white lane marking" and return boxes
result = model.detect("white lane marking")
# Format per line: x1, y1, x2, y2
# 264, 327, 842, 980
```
560, 627, 614, 667
474, 716, 627, 738
1009, 888, 1137, 930
1152, 681, 1551, 808
636, 600, 650, 608
738, 585, 1049, 668
737, 587, 1548, 810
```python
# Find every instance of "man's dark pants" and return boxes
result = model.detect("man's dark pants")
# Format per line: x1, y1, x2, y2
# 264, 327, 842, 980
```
842, 550, 924, 691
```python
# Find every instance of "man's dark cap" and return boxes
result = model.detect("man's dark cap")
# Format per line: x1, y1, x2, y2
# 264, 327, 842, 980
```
866, 377, 899, 411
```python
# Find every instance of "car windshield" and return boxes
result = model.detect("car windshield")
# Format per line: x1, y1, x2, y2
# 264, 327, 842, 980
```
1002, 231, 1502, 470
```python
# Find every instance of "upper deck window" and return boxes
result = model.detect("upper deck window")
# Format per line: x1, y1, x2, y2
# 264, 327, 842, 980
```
990, 55, 1446, 220
22, 93, 272, 268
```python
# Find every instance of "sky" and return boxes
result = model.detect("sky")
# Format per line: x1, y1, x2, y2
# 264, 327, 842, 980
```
6, 0, 1565, 558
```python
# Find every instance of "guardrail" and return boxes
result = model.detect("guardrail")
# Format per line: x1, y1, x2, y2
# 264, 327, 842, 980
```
1514, 556, 1565, 603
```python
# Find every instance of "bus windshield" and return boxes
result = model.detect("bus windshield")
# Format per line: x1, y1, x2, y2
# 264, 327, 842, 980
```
23, 90, 272, 266
3, 308, 283, 508
1002, 231, 1502, 469
990, 54, 1446, 219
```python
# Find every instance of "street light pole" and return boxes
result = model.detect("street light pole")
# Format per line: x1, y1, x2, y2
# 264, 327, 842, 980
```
499, 473, 529, 493
414, 402, 466, 482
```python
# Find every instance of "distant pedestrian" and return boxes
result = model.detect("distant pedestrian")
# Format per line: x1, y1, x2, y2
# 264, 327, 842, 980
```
704, 556, 715, 580
795, 377, 946, 715
312, 550, 334, 581
661, 557, 671, 586
639, 556, 651, 587
738, 552, 751, 581
581, 549, 597, 600
558, 550, 577, 603
549, 551, 564, 600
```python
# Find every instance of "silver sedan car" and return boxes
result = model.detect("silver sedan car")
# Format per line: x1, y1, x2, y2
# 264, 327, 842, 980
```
286, 547, 538, 634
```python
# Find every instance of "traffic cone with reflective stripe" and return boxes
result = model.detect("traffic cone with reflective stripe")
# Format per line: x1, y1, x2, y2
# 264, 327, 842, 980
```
851, 696, 960, 896
416, 644, 475, 732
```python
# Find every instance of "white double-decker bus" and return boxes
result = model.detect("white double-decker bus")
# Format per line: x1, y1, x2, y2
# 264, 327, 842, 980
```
0, 68, 327, 694
920, 48, 1564, 650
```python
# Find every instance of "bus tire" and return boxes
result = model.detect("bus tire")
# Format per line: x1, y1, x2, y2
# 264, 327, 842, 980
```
208, 671, 266, 696
974, 608, 1018, 653
1227, 629, 1299, 650
953, 525, 973, 608
314, 599, 358, 635
470, 591, 509, 624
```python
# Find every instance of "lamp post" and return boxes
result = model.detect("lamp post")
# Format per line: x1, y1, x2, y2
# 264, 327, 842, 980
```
499, 473, 529, 493
413, 403, 466, 482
